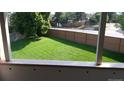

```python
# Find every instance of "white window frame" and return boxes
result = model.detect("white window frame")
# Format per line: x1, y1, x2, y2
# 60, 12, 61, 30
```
1, 12, 124, 68
0, 12, 11, 62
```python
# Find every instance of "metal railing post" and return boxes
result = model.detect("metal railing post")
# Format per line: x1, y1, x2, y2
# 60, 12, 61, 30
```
96, 12, 107, 65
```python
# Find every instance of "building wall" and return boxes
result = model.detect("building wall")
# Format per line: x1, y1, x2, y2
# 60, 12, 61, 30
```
0, 63, 124, 81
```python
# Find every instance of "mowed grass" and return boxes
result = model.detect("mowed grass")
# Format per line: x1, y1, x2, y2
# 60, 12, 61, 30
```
11, 37, 124, 63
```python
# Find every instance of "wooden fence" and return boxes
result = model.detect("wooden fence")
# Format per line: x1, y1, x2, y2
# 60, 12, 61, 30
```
48, 28, 124, 54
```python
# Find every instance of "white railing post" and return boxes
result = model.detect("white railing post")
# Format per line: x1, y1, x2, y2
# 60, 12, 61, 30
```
0, 12, 11, 62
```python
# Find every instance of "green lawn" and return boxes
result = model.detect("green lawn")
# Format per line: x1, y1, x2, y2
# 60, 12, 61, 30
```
11, 36, 124, 63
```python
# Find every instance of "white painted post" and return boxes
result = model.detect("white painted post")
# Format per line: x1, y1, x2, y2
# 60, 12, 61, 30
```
0, 12, 11, 62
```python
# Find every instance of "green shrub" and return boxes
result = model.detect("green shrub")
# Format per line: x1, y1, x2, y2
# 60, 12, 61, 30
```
9, 12, 50, 38
118, 15, 124, 30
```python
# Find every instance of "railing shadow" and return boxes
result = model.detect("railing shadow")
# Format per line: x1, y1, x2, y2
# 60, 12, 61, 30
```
11, 38, 41, 51
49, 36, 124, 62
11, 36, 124, 62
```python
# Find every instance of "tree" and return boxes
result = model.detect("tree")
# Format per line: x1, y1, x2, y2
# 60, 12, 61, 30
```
53, 12, 62, 27
88, 13, 100, 25
10, 12, 50, 38
75, 12, 86, 21
117, 14, 124, 30
51, 12, 87, 27
88, 12, 109, 25
107, 12, 118, 22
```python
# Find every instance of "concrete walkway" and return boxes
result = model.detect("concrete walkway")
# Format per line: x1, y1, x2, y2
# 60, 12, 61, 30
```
105, 23, 124, 38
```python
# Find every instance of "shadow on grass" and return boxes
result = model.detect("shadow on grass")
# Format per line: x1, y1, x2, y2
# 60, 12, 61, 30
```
49, 36, 124, 62
11, 36, 124, 62
11, 38, 41, 51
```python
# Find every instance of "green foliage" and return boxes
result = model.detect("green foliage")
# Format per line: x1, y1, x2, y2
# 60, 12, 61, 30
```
89, 13, 101, 25
118, 15, 124, 30
107, 12, 118, 22
75, 12, 86, 21
10, 12, 50, 37
89, 12, 109, 25
51, 12, 86, 27
62, 12, 86, 21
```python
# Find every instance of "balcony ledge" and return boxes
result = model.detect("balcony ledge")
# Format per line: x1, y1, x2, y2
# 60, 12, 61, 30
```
0, 59, 124, 69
